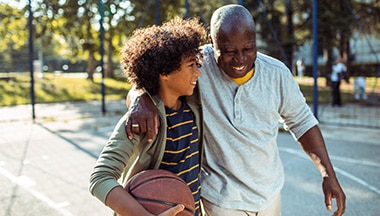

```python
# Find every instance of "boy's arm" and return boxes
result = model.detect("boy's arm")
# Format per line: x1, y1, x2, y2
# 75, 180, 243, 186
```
106, 186, 152, 216
106, 186, 185, 216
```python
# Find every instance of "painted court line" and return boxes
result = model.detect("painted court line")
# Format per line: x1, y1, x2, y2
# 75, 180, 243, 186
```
0, 166, 74, 216
329, 155, 380, 167
279, 146, 380, 196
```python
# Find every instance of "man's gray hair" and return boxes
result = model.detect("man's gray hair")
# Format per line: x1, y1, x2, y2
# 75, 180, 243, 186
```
210, 4, 255, 40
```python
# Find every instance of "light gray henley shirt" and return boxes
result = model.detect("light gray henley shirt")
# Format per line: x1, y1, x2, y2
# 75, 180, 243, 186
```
199, 44, 318, 212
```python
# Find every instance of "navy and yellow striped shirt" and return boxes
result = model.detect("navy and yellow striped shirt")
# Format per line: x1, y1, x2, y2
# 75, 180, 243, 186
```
159, 100, 201, 216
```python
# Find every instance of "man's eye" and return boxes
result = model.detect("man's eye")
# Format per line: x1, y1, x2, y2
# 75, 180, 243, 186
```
223, 50, 235, 55
244, 47, 254, 52
196, 62, 202, 68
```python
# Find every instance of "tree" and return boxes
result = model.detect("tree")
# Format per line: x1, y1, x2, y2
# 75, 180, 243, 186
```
240, 1, 296, 69
316, 0, 380, 82
2, 0, 378, 79
0, 3, 29, 72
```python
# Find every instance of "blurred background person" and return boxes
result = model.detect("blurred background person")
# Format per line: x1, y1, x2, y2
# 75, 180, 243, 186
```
296, 58, 305, 78
354, 71, 367, 100
331, 57, 347, 107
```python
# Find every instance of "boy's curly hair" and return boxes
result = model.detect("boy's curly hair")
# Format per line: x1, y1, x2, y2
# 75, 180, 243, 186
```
120, 17, 206, 95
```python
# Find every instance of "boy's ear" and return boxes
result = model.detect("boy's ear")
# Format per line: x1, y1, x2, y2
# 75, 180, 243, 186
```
159, 74, 169, 81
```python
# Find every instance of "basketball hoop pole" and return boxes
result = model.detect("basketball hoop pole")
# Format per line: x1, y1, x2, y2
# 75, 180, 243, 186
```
28, 0, 36, 120
312, 0, 319, 120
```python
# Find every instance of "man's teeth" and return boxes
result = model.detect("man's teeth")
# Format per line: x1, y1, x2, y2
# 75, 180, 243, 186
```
233, 66, 244, 70
191, 81, 197, 85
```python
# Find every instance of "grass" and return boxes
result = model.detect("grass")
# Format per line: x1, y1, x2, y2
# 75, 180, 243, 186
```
0, 72, 131, 106
296, 76, 379, 104
0, 72, 378, 107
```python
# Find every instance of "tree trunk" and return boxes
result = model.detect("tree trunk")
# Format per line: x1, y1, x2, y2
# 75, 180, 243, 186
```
285, 0, 294, 71
85, 20, 95, 81
87, 50, 95, 81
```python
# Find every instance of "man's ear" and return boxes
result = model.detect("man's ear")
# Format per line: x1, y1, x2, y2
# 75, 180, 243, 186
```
208, 34, 214, 47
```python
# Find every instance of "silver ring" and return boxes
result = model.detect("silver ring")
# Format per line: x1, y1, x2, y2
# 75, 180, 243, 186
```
131, 124, 139, 128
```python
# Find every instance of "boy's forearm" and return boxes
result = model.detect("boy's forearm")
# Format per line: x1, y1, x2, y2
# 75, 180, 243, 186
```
105, 186, 153, 216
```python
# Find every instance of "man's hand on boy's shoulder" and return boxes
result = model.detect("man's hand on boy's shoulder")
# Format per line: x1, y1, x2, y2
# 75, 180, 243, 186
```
125, 93, 160, 142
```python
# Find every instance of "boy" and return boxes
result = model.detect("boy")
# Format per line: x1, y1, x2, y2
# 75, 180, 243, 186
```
89, 17, 206, 216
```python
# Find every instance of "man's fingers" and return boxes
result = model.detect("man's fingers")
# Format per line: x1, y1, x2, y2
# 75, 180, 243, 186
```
135, 120, 147, 133
126, 125, 133, 140
154, 114, 160, 135
125, 92, 160, 141
144, 114, 159, 142
125, 114, 157, 142
131, 122, 141, 133
145, 119, 155, 143
325, 192, 333, 211
325, 193, 346, 216
322, 177, 346, 216
125, 113, 134, 140
333, 192, 346, 216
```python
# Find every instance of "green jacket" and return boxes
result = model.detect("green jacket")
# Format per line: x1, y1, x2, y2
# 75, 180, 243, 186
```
89, 89, 203, 204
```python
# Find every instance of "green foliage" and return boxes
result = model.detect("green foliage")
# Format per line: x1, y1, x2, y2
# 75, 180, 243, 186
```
1, 0, 380, 77
0, 3, 28, 52
0, 73, 131, 106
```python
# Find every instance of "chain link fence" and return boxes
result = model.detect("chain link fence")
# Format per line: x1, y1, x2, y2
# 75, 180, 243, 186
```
299, 77, 380, 129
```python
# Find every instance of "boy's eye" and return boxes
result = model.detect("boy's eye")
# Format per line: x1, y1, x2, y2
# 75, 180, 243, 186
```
189, 61, 202, 68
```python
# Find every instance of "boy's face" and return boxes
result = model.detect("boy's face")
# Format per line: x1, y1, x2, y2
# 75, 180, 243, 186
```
161, 55, 201, 98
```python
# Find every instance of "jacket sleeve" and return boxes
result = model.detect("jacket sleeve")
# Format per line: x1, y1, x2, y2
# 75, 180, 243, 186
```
88, 113, 142, 204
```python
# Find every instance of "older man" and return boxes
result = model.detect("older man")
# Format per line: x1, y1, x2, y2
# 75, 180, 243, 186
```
126, 4, 346, 216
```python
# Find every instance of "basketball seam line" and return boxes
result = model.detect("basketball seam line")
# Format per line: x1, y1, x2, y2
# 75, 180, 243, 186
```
128, 175, 186, 191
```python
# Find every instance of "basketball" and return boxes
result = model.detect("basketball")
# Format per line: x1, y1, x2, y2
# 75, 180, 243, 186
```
125, 169, 195, 216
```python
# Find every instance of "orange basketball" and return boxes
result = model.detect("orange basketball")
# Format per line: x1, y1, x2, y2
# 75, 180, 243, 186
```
125, 169, 195, 216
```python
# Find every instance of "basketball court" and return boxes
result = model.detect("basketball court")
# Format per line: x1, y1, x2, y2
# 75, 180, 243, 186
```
1, 100, 379, 215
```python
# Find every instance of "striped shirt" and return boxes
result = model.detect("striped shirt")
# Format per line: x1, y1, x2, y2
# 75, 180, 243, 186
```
159, 100, 201, 216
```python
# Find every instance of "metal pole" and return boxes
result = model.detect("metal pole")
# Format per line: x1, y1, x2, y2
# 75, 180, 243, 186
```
28, 0, 35, 120
312, 0, 319, 119
99, 0, 106, 115
155, 0, 160, 25
185, 0, 189, 19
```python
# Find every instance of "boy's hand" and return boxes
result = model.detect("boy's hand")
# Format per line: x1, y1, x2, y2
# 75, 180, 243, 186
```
158, 204, 185, 216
